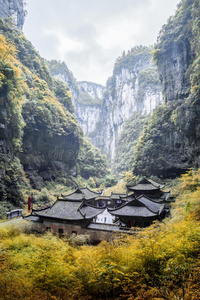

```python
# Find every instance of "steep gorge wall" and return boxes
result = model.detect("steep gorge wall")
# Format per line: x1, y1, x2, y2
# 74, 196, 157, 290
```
132, 0, 200, 178
0, 20, 81, 205
0, 0, 25, 29
0, 19, 113, 210
47, 61, 104, 147
101, 47, 162, 160
48, 48, 163, 163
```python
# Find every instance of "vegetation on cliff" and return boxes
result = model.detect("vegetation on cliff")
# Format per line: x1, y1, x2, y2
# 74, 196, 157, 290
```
113, 112, 150, 175
0, 19, 113, 215
1, 169, 200, 299
78, 137, 117, 188
114, 46, 152, 74
48, 60, 103, 106
132, 0, 200, 178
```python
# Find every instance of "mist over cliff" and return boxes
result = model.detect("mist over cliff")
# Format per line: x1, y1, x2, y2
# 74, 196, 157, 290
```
0, 0, 200, 215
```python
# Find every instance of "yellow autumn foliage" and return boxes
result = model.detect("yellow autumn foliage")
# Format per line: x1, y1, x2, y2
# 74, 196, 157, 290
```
1, 169, 200, 299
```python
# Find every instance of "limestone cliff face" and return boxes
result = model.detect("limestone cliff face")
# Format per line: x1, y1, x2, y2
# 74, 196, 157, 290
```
0, 0, 25, 30
76, 81, 104, 146
158, 41, 191, 103
48, 50, 163, 162
20, 104, 79, 190
133, 0, 200, 178
78, 81, 105, 100
101, 47, 162, 160
48, 61, 104, 147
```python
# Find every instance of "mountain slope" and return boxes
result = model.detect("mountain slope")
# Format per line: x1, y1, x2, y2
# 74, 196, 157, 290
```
0, 18, 112, 213
132, 0, 200, 178
101, 46, 162, 161
48, 47, 163, 164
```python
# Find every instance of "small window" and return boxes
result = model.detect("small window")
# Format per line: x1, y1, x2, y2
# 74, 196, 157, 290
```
71, 231, 77, 235
46, 227, 51, 231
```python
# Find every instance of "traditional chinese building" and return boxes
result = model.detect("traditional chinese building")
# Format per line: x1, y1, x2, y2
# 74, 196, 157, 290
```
108, 194, 166, 228
25, 180, 172, 242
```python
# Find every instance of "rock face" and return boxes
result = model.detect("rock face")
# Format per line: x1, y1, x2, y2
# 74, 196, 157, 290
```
101, 47, 162, 160
158, 41, 191, 102
0, 0, 25, 30
48, 60, 105, 147
76, 81, 104, 146
20, 108, 79, 190
79, 81, 105, 100
133, 0, 200, 178
48, 49, 163, 162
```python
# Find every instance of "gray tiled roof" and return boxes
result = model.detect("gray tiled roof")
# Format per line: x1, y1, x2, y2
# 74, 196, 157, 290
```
121, 192, 170, 204
87, 222, 121, 232
150, 191, 170, 202
120, 194, 135, 202
80, 205, 105, 218
109, 194, 165, 218
24, 215, 40, 222
62, 188, 101, 201
33, 200, 85, 220
148, 178, 165, 189
32, 199, 105, 221
128, 183, 159, 191
110, 193, 127, 199
109, 205, 158, 217
62, 190, 84, 201
136, 195, 165, 214
80, 188, 102, 199
127, 178, 161, 191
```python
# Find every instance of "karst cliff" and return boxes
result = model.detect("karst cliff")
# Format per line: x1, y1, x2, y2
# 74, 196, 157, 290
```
0, 17, 113, 213
48, 47, 163, 163
0, 0, 25, 30
0, 0, 200, 215
132, 0, 200, 178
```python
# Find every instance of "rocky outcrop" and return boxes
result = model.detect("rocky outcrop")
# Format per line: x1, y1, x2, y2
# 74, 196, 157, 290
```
47, 60, 105, 147
101, 47, 162, 160
133, 0, 200, 178
76, 81, 104, 145
157, 41, 191, 103
78, 81, 105, 100
48, 50, 163, 162
0, 0, 25, 30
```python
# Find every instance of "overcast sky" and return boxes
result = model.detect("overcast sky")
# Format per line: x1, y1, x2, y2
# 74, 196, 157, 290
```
23, 0, 180, 85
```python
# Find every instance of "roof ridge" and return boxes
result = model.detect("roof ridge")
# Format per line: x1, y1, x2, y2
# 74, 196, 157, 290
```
108, 198, 137, 212
119, 193, 134, 199
136, 194, 160, 214
61, 189, 84, 198
77, 205, 86, 218
80, 187, 102, 194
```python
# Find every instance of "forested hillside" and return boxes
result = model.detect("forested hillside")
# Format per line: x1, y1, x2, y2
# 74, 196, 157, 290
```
0, 18, 114, 217
132, 0, 200, 178
113, 112, 150, 175
1, 0, 200, 298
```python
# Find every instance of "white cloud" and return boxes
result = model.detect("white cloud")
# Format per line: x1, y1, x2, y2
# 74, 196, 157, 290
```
24, 0, 180, 85
43, 29, 84, 60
